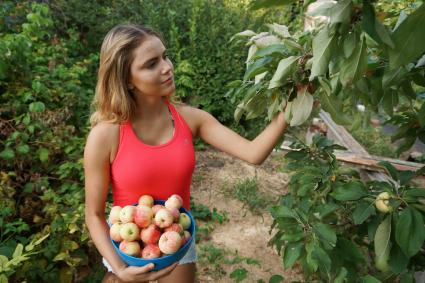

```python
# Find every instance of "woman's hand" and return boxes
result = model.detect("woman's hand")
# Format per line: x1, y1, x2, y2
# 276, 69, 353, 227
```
116, 262, 178, 282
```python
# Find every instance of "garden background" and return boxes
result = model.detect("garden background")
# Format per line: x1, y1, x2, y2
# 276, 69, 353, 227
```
1, 0, 424, 282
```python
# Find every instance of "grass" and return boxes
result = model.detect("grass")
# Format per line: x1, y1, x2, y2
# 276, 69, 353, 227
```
221, 178, 275, 215
197, 243, 261, 281
190, 197, 228, 243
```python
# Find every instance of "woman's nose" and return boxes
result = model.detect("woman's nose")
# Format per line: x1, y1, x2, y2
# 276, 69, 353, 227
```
161, 58, 173, 74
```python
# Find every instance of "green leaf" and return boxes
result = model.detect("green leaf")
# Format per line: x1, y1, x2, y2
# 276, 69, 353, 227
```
395, 207, 425, 257
374, 216, 391, 272
283, 242, 303, 269
230, 30, 257, 42
330, 0, 352, 24
339, 34, 367, 86
378, 161, 399, 181
361, 275, 382, 283
38, 148, 49, 162
312, 245, 332, 276
318, 77, 351, 125
389, 3, 425, 69
269, 274, 284, 283
29, 101, 45, 113
398, 171, 415, 186
309, 27, 336, 80
244, 57, 273, 81
12, 244, 23, 258
400, 273, 414, 283
305, 241, 319, 272
334, 267, 347, 283
53, 252, 69, 262
288, 86, 313, 126
268, 56, 300, 89
331, 181, 368, 201
307, 1, 335, 17
0, 274, 8, 283
230, 268, 248, 282
336, 238, 365, 263
382, 90, 398, 116
312, 223, 337, 248
0, 148, 15, 160
267, 23, 291, 38
389, 244, 409, 274
353, 200, 376, 225
17, 144, 30, 155
362, 2, 394, 48
382, 67, 407, 89
251, 44, 287, 61
343, 32, 357, 58
404, 188, 425, 198
271, 206, 295, 218
284, 150, 308, 160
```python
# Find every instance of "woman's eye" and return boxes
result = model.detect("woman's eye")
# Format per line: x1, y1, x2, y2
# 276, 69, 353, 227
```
148, 61, 157, 69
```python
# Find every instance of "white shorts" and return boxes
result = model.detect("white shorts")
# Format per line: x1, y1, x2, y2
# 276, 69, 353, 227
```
102, 240, 197, 273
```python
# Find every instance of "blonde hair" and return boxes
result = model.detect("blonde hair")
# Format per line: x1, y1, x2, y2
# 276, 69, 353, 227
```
90, 24, 172, 127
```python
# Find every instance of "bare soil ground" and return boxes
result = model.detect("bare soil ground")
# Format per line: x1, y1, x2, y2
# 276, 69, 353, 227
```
191, 147, 303, 283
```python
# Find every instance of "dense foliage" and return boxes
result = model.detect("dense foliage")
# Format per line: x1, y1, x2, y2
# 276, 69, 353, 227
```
0, 1, 285, 282
269, 134, 425, 282
230, 0, 425, 156
229, 1, 425, 282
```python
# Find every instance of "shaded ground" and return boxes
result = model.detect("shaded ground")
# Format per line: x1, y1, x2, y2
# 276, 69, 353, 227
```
191, 147, 303, 283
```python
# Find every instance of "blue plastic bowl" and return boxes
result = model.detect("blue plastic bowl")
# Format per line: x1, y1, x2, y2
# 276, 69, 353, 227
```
110, 200, 196, 271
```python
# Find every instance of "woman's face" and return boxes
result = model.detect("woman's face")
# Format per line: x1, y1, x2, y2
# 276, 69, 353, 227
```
129, 36, 175, 98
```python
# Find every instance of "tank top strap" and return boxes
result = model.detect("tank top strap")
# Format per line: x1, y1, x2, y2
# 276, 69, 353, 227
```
164, 99, 185, 131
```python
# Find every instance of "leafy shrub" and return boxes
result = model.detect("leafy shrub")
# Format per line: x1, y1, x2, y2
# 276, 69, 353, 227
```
269, 134, 425, 282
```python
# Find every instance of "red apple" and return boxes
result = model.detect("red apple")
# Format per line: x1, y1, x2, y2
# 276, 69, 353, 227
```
109, 223, 123, 242
152, 204, 165, 215
140, 224, 161, 245
178, 212, 191, 230
119, 240, 141, 257
119, 222, 140, 242
141, 244, 161, 259
109, 206, 122, 224
167, 207, 180, 222
119, 205, 136, 223
182, 230, 191, 245
158, 231, 182, 254
164, 223, 184, 235
134, 205, 153, 228
165, 194, 183, 210
138, 195, 154, 208
154, 208, 174, 228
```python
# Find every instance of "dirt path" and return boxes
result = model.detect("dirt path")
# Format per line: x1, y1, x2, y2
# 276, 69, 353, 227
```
191, 148, 303, 282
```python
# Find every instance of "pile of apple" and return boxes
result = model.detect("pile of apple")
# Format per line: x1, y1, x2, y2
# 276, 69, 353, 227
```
108, 194, 192, 259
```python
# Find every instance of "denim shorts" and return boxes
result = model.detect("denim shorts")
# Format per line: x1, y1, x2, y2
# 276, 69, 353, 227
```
102, 240, 197, 273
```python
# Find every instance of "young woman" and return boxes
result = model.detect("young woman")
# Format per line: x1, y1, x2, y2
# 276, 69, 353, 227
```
84, 24, 288, 283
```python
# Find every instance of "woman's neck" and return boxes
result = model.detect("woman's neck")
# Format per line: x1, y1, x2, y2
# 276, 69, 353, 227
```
133, 96, 168, 121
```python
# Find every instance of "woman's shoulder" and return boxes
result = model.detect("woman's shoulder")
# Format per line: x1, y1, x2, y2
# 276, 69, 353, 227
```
173, 102, 207, 119
86, 122, 120, 147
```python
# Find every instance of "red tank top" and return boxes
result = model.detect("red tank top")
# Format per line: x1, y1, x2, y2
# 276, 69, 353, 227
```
110, 100, 195, 210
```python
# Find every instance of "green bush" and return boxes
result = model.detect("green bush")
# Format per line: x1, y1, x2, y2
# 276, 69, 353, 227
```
0, 1, 287, 281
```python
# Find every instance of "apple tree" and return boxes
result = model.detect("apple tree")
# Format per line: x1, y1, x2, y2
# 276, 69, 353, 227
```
229, 0, 425, 156
229, 0, 425, 281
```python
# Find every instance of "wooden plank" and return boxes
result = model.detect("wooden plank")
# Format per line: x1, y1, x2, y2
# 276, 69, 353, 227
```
334, 151, 423, 173
319, 111, 370, 156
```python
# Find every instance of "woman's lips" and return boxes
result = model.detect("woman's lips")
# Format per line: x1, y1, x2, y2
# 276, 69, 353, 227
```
162, 77, 173, 84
